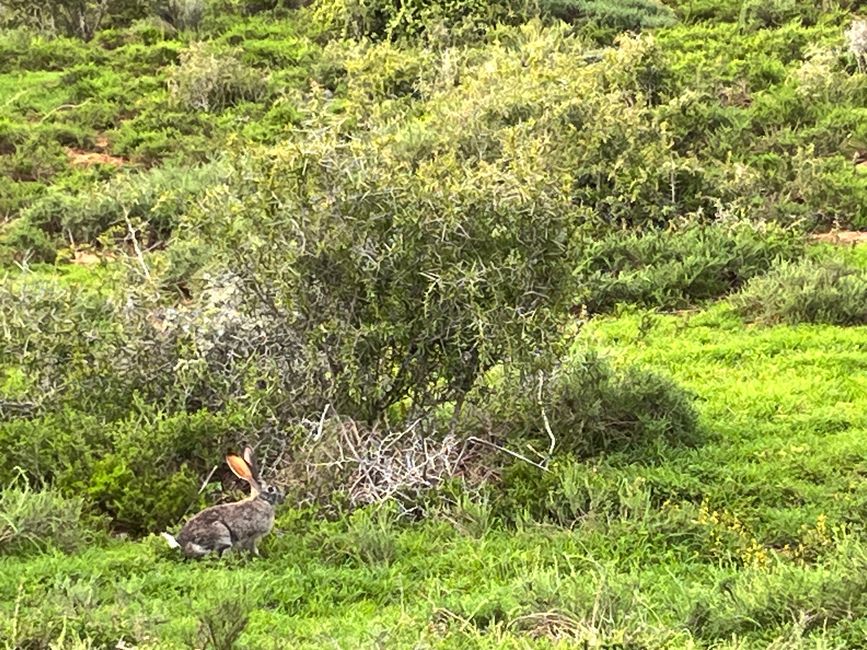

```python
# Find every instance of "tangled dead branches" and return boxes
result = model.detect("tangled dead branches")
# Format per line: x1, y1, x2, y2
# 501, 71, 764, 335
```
275, 409, 498, 514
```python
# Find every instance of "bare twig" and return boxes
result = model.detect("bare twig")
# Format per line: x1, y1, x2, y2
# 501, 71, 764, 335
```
197, 465, 219, 494
537, 370, 556, 458
466, 436, 550, 473
123, 210, 151, 282
38, 99, 94, 123
314, 404, 331, 441
295, 412, 489, 510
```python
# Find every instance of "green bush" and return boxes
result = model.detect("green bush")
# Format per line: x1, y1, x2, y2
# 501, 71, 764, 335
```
108, 107, 211, 163
492, 457, 659, 526
192, 587, 253, 650
473, 349, 700, 459
0, 139, 68, 184
0, 279, 140, 417
0, 272, 286, 532
185, 127, 583, 422
731, 258, 867, 326
0, 411, 109, 488
0, 116, 27, 155
0, 406, 249, 534
15, 161, 229, 249
167, 42, 270, 112
312, 0, 531, 44
312, 0, 674, 45
324, 502, 400, 565
76, 409, 240, 533
688, 542, 867, 640
663, 0, 743, 23
319, 26, 687, 224
111, 39, 183, 68
0, 219, 57, 263
0, 271, 259, 417
542, 0, 677, 41
124, 16, 179, 44
0, 477, 103, 555
783, 149, 867, 230
574, 221, 805, 313
738, 0, 819, 31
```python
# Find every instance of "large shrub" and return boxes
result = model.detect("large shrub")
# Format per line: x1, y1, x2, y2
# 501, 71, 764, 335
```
184, 131, 583, 422
318, 27, 689, 225
73, 409, 244, 532
0, 270, 284, 419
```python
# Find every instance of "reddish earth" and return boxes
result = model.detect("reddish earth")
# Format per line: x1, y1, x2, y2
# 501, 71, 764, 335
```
69, 248, 115, 266
66, 148, 127, 167
66, 136, 126, 167
810, 230, 867, 245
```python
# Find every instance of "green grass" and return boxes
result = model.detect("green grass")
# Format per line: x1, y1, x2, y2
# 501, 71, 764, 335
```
3, 2, 867, 645
3, 296, 867, 647
0, 262, 117, 295
0, 16, 322, 222
0, 71, 70, 116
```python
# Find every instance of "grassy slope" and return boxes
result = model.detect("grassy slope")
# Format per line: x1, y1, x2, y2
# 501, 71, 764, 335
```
0, 18, 318, 224
3, 251, 867, 648
3, 5, 867, 648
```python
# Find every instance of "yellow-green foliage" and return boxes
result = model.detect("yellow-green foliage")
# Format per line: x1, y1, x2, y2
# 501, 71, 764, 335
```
2, 2, 867, 647
0, 477, 101, 555
3, 1, 867, 258
167, 42, 270, 112
732, 257, 867, 325
2, 300, 867, 646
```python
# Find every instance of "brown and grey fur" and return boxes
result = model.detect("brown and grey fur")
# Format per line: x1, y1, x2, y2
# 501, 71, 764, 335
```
162, 446, 285, 558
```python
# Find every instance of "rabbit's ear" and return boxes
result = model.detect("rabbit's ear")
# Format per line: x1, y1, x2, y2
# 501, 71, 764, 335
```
242, 445, 259, 481
226, 454, 254, 483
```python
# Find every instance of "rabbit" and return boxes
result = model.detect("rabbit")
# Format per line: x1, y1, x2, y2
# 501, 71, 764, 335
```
162, 446, 285, 558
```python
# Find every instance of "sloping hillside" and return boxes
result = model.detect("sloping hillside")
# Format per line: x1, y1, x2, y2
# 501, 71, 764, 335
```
2, 1, 867, 647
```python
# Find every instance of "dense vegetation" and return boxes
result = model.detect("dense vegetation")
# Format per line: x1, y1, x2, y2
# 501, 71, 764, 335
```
2, 0, 867, 646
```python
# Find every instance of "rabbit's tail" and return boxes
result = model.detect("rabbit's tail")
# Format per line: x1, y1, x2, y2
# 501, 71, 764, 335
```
161, 532, 181, 550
